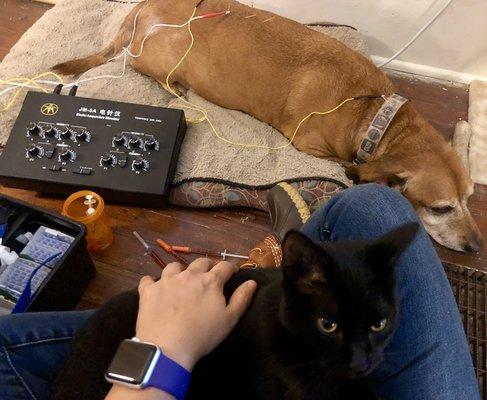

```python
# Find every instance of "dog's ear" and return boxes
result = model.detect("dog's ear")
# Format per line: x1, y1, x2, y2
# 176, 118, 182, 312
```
345, 160, 408, 192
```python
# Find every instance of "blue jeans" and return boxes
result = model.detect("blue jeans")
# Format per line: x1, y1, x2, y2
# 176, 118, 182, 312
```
0, 184, 480, 400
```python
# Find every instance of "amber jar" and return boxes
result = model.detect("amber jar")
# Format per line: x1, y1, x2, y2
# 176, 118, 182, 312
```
62, 190, 113, 252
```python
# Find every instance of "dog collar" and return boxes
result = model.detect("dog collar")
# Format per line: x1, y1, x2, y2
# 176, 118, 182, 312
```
354, 93, 408, 164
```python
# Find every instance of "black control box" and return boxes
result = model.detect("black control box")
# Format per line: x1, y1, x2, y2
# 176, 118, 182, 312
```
0, 92, 186, 204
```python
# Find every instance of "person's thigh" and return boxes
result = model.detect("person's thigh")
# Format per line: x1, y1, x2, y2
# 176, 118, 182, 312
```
0, 310, 94, 400
301, 183, 480, 400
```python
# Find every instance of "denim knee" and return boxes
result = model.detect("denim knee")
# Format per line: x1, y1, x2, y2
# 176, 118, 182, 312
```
321, 183, 424, 242
0, 315, 15, 346
338, 184, 418, 222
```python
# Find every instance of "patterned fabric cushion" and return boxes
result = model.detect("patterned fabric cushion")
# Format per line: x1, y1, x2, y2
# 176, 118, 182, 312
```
169, 180, 346, 212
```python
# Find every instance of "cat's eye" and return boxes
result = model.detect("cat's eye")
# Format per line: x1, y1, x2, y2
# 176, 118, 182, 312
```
371, 319, 387, 332
317, 317, 338, 333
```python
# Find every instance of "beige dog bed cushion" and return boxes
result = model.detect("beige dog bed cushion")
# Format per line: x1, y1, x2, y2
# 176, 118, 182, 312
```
0, 0, 369, 208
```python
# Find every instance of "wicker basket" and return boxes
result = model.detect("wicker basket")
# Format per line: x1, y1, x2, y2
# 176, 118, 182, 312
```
444, 262, 487, 398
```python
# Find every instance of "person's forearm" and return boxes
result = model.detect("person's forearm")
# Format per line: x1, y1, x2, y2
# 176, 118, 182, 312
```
105, 385, 174, 400
102, 259, 255, 400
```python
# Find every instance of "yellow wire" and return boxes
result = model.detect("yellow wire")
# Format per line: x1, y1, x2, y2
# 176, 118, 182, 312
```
1, 9, 353, 148
1, 71, 64, 112
165, 7, 355, 151
0, 77, 48, 93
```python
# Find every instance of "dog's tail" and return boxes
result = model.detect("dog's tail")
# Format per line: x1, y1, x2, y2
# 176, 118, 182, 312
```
52, 3, 144, 75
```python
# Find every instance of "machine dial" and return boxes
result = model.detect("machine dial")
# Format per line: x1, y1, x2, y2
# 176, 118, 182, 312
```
129, 137, 142, 149
74, 129, 90, 142
27, 122, 41, 136
43, 125, 57, 138
58, 148, 76, 162
113, 134, 127, 147
100, 153, 116, 167
59, 126, 72, 141
26, 144, 43, 158
144, 138, 159, 151
132, 157, 149, 172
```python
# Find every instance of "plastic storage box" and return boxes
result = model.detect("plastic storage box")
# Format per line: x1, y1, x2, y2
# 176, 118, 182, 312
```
0, 193, 95, 312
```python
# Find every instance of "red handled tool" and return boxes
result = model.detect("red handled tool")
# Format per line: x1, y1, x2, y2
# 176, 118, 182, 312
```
156, 239, 249, 261
156, 239, 189, 267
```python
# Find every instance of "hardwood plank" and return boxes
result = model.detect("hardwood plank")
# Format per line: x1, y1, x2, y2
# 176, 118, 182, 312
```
389, 72, 470, 141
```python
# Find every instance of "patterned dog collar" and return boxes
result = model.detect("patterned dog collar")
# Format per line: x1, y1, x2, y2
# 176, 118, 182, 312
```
354, 93, 408, 164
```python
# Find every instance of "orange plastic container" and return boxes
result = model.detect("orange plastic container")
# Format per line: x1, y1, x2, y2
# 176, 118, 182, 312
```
62, 190, 113, 252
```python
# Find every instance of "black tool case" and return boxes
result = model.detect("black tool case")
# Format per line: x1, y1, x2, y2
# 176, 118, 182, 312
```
0, 193, 95, 312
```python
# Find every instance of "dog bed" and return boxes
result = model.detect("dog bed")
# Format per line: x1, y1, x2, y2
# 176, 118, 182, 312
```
0, 0, 370, 208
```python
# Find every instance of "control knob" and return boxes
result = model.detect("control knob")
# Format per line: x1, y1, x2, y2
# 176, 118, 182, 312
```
74, 129, 90, 142
132, 157, 149, 172
59, 126, 72, 141
113, 134, 127, 147
58, 148, 76, 163
26, 144, 43, 158
43, 125, 57, 138
144, 138, 159, 151
129, 137, 142, 149
27, 123, 41, 136
100, 153, 116, 167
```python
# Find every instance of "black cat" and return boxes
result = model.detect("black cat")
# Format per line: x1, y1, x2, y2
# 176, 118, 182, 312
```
52, 223, 418, 400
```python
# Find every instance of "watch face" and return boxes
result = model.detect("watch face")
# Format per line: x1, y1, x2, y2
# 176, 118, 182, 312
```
106, 340, 158, 385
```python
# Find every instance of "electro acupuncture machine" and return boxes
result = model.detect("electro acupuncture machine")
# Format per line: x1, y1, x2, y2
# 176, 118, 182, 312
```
0, 91, 187, 204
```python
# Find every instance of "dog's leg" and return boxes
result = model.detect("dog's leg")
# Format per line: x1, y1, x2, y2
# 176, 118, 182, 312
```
157, 79, 185, 97
322, 156, 354, 168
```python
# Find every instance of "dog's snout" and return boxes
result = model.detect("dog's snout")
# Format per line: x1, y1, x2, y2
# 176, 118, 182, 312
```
463, 234, 484, 253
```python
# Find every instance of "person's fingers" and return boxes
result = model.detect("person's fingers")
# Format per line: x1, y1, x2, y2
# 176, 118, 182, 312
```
186, 257, 212, 273
210, 261, 238, 285
226, 280, 257, 322
161, 262, 183, 278
138, 275, 155, 294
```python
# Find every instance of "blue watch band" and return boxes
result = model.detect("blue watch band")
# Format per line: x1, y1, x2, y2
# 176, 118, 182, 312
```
147, 350, 191, 400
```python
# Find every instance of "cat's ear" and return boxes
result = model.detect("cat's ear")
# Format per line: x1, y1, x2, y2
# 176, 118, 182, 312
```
367, 222, 419, 276
281, 230, 327, 287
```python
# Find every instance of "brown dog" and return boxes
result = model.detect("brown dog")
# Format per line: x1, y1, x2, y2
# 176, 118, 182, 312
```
54, 0, 483, 253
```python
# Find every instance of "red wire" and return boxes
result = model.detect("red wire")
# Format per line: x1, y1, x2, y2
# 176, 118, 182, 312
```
201, 11, 229, 19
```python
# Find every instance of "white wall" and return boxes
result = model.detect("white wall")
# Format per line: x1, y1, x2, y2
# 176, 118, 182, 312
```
240, 0, 487, 83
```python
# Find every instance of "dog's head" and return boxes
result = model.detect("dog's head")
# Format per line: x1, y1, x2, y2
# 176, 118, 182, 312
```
346, 138, 483, 253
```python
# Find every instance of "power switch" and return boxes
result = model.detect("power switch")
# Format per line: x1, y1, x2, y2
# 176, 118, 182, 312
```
72, 167, 92, 175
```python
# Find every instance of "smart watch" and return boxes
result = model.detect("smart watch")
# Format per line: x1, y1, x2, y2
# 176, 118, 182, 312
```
105, 338, 191, 400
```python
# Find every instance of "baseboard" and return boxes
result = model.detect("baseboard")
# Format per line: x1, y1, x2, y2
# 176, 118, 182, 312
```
371, 56, 487, 85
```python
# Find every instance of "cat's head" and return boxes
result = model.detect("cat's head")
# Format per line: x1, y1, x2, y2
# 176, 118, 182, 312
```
280, 223, 419, 379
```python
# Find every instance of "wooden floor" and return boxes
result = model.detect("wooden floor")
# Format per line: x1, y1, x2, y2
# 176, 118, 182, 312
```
1, 0, 486, 310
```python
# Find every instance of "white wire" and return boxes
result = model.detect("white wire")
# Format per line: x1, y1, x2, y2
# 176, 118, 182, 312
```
1, 0, 453, 96
378, 0, 454, 68
124, 15, 205, 58
0, 4, 203, 100
70, 11, 207, 85
0, 85, 29, 97
74, 5, 144, 85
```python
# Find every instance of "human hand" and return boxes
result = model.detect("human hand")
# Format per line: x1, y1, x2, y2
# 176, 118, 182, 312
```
135, 258, 257, 371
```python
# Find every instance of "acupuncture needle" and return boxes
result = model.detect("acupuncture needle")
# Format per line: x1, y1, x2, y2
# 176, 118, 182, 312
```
133, 231, 166, 270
